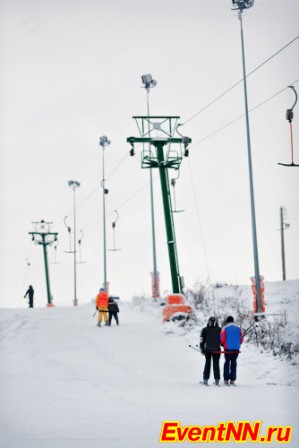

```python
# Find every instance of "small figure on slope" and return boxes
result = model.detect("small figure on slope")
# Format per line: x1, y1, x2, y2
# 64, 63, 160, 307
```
220, 316, 243, 386
24, 285, 34, 308
108, 297, 119, 326
199, 316, 221, 386
95, 288, 109, 326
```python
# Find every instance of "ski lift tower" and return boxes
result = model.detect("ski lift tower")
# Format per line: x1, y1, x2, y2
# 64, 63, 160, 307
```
29, 220, 58, 307
127, 116, 191, 294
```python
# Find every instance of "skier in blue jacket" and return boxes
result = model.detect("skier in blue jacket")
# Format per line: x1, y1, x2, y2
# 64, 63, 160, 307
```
220, 316, 243, 385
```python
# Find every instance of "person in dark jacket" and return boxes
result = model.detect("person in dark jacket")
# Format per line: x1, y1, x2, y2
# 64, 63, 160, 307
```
199, 316, 221, 385
108, 297, 119, 326
24, 285, 34, 308
220, 316, 243, 385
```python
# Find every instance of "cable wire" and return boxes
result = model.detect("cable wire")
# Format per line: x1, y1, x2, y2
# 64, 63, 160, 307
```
190, 78, 299, 150
181, 36, 299, 127
82, 175, 159, 232
106, 152, 129, 180
187, 159, 211, 281
53, 152, 130, 228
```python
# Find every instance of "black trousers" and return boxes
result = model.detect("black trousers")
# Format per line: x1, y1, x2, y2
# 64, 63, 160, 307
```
203, 352, 220, 380
109, 311, 119, 325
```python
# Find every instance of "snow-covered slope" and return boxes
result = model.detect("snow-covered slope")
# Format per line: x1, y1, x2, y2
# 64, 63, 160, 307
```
0, 281, 298, 448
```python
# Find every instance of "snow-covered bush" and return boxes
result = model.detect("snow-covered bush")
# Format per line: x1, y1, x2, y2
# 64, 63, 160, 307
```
187, 282, 298, 360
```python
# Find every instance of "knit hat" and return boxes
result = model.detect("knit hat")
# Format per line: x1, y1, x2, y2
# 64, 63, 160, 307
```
207, 316, 216, 327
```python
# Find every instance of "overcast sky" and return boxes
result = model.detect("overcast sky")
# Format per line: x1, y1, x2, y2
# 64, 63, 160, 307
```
0, 0, 298, 308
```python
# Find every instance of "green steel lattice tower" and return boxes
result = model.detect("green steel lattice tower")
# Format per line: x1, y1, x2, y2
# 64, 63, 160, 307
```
127, 116, 191, 294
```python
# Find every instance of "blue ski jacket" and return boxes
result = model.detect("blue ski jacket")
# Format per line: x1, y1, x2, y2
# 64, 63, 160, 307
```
220, 323, 243, 350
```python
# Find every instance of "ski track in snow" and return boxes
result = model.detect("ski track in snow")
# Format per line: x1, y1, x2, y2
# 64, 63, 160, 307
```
0, 283, 298, 448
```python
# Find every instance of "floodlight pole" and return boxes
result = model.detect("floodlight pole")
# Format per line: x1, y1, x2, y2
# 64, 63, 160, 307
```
99, 136, 110, 292
235, 3, 262, 313
144, 80, 159, 298
103, 147, 107, 291
280, 207, 287, 281
68, 181, 80, 306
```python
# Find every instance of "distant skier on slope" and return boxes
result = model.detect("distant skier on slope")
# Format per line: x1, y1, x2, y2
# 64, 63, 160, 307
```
220, 316, 243, 386
199, 317, 222, 386
95, 288, 109, 326
108, 297, 119, 326
24, 285, 34, 308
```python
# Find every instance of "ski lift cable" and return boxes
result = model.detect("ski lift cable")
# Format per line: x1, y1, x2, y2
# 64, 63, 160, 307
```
53, 152, 130, 229
53, 186, 101, 228
51, 37, 298, 232
190, 79, 299, 151
106, 152, 130, 181
82, 175, 159, 232
187, 159, 211, 281
181, 36, 299, 127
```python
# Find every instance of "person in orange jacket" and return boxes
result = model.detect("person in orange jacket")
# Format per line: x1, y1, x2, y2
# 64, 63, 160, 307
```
96, 288, 109, 326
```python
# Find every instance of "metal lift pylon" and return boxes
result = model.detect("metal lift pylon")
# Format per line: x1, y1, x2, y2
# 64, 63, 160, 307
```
127, 116, 191, 294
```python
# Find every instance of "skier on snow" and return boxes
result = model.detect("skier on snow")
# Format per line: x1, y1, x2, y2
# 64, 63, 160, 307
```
199, 316, 221, 386
95, 288, 109, 326
220, 316, 243, 385
24, 285, 34, 308
108, 297, 119, 326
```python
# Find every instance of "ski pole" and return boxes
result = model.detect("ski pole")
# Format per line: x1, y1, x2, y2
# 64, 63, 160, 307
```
189, 344, 202, 353
243, 319, 259, 337
93, 311, 97, 317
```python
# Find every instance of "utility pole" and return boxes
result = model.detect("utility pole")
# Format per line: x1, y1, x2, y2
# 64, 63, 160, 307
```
231, 0, 263, 313
29, 220, 58, 306
128, 116, 191, 294
141, 74, 160, 299
280, 207, 290, 281
68, 180, 80, 305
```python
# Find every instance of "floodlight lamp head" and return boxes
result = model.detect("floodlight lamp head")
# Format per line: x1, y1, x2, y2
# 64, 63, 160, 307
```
232, 0, 254, 10
99, 135, 111, 147
141, 73, 157, 89
141, 74, 152, 84
68, 180, 80, 188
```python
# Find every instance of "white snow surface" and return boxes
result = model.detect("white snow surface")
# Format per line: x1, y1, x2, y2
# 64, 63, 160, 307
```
1, 280, 299, 448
